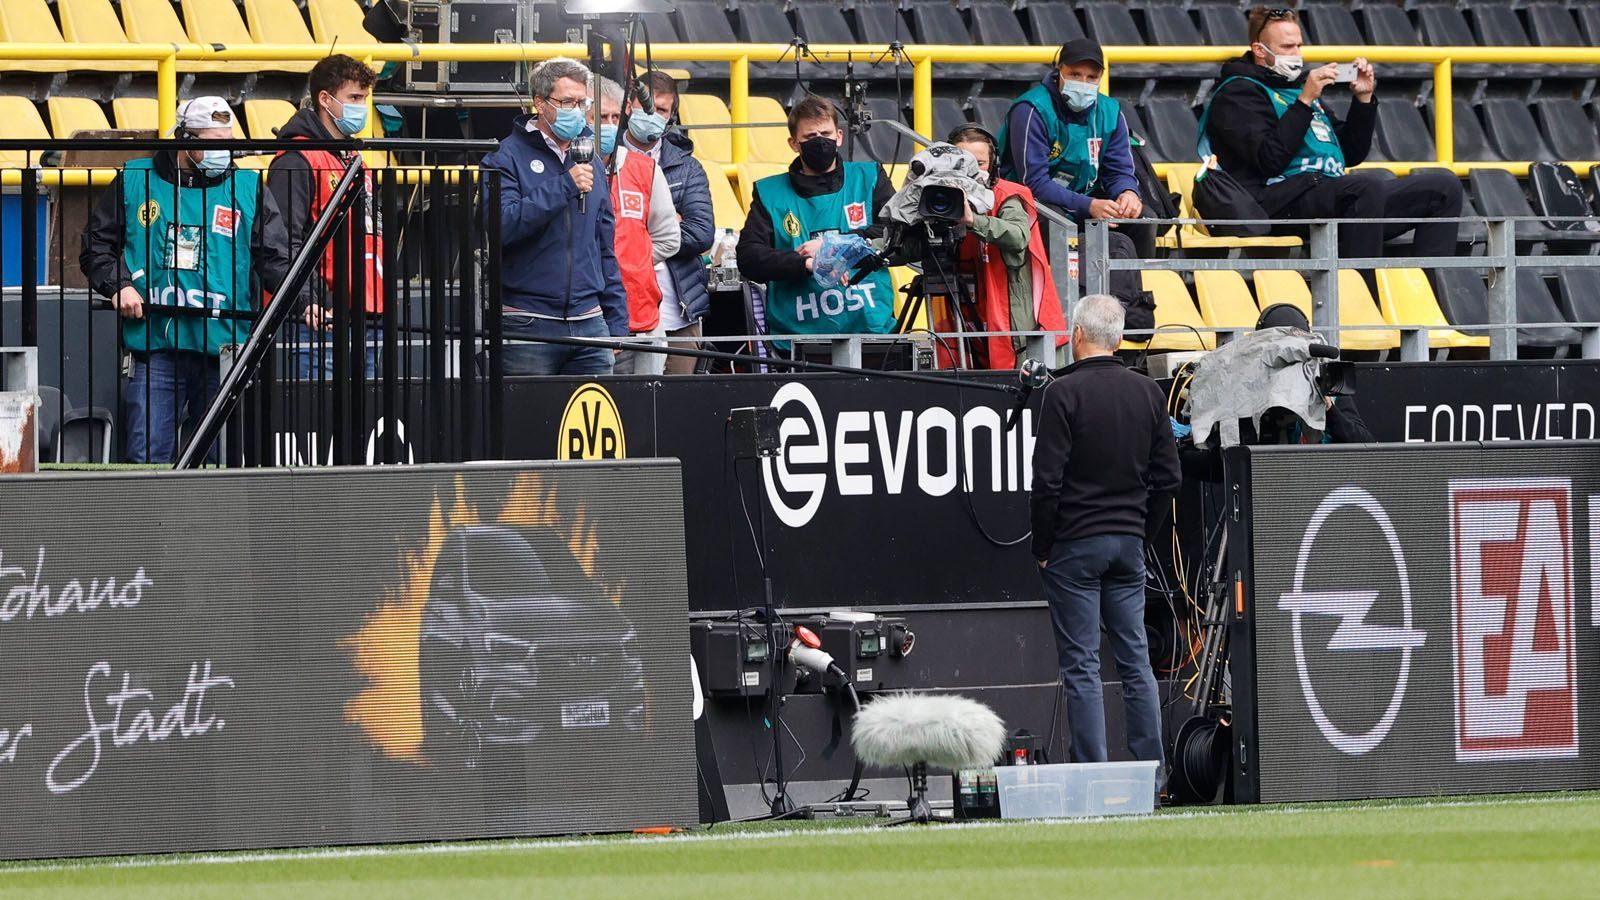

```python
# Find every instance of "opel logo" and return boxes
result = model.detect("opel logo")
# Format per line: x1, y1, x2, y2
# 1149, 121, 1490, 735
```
1276, 486, 1426, 756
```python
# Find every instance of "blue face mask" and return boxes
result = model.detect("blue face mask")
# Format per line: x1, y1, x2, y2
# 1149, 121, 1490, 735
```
325, 97, 367, 136
196, 148, 231, 174
1060, 79, 1100, 113
549, 106, 588, 142
599, 123, 618, 156
627, 110, 668, 145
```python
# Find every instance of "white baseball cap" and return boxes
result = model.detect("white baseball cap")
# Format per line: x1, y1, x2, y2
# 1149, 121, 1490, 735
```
170, 96, 235, 135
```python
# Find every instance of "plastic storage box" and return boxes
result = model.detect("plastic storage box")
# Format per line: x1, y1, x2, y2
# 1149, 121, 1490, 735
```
994, 761, 1160, 819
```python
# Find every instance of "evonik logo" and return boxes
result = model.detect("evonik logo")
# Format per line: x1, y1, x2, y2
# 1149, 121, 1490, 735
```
1278, 486, 1426, 756
1450, 478, 1577, 762
760, 382, 1035, 528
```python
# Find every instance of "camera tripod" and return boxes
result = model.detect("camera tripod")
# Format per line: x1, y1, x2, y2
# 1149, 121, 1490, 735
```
895, 239, 987, 370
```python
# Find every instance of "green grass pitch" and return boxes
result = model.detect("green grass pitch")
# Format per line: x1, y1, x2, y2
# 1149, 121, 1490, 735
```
3, 792, 1597, 899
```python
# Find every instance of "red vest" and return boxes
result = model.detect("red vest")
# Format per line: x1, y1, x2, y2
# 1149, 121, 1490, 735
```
608, 149, 662, 333
273, 138, 385, 314
946, 179, 1067, 370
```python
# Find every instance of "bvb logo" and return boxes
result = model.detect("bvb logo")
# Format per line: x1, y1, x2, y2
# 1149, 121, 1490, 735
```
136, 200, 161, 227
1048, 140, 1063, 162
558, 382, 626, 460
782, 211, 802, 239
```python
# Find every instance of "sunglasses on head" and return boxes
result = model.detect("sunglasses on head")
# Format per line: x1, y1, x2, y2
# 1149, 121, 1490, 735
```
1265, 8, 1294, 20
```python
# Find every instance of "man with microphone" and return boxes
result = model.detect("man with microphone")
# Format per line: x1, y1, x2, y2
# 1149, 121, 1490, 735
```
481, 57, 628, 375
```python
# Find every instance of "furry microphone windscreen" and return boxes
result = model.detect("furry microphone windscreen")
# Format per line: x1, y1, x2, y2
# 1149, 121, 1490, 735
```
851, 693, 1007, 771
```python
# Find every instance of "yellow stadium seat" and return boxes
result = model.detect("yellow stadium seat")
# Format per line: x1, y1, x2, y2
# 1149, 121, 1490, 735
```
1251, 269, 1314, 320
46, 98, 111, 139
1251, 269, 1399, 351
1375, 267, 1488, 350
56, 0, 158, 72
122, 0, 257, 73
885, 164, 909, 190
0, 98, 51, 169
1161, 163, 1300, 251
735, 162, 788, 213
700, 158, 746, 231
746, 96, 793, 165
243, 0, 317, 47
1193, 270, 1259, 336
183, 0, 314, 73
112, 98, 159, 131
1122, 269, 1213, 351
306, 0, 375, 45
0, 0, 125, 73
678, 94, 732, 164
1334, 270, 1401, 351
245, 99, 299, 140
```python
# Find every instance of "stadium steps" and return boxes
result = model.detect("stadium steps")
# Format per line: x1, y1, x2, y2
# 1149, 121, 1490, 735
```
1375, 267, 1488, 351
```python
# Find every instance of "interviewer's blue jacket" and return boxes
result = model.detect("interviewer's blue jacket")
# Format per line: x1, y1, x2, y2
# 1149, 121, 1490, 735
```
480, 115, 628, 335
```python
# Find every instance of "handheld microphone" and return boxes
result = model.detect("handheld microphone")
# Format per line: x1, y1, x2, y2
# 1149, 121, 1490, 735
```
1004, 358, 1051, 431
569, 135, 595, 214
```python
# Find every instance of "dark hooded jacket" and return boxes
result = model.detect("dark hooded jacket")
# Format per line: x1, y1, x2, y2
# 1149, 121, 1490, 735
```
1204, 53, 1378, 214
265, 107, 362, 310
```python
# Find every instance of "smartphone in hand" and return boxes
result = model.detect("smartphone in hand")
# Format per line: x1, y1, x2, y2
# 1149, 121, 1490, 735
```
1333, 63, 1359, 84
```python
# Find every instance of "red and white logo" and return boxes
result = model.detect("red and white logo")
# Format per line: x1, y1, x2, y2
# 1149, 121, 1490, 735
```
1450, 478, 1577, 761
1087, 138, 1103, 169
844, 201, 867, 230
618, 190, 646, 221
211, 206, 238, 238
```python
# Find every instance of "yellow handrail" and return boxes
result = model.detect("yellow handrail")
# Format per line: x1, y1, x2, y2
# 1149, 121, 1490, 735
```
1, 41, 1597, 167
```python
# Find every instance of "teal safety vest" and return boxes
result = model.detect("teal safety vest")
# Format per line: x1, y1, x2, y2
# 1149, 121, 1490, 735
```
1196, 77, 1346, 184
997, 82, 1124, 197
119, 158, 259, 356
755, 162, 897, 336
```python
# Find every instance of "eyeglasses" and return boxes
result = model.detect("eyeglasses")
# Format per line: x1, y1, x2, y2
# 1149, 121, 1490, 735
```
542, 96, 593, 112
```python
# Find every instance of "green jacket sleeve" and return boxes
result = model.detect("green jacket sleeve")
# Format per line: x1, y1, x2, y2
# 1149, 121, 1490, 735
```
970, 195, 1030, 267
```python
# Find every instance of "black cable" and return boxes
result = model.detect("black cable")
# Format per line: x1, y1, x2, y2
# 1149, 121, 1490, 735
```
925, 243, 1030, 547
1132, 323, 1209, 373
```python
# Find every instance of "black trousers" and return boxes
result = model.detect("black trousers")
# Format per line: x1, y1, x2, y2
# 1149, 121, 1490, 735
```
1274, 171, 1464, 287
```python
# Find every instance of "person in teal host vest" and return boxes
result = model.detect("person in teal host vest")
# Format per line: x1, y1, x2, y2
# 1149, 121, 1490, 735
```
997, 38, 1153, 309
1202, 6, 1462, 293
80, 97, 295, 464
736, 96, 897, 339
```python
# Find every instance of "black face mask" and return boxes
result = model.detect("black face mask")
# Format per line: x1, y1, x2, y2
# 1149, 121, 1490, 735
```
799, 135, 839, 172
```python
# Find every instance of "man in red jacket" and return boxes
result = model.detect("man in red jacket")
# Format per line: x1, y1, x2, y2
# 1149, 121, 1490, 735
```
597, 77, 680, 375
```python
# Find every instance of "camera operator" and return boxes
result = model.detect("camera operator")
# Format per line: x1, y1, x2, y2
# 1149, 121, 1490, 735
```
997, 38, 1155, 327
942, 125, 1066, 369
1253, 304, 1373, 444
1202, 6, 1462, 293
736, 97, 897, 337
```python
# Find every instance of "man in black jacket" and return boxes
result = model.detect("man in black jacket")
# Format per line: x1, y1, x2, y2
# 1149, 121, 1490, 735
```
1204, 6, 1462, 289
1031, 293, 1181, 765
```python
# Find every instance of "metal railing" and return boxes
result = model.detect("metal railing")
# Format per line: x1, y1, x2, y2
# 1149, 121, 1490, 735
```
1082, 215, 1600, 362
0, 42, 1595, 174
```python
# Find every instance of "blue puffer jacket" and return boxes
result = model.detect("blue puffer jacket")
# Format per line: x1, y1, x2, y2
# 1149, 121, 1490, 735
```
480, 116, 628, 336
657, 131, 715, 323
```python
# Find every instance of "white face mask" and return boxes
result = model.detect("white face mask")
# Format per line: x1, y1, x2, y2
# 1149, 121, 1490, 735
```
1260, 46, 1304, 80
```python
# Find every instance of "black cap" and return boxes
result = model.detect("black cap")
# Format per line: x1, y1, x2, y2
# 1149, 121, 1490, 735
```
1057, 39, 1105, 70
1256, 303, 1310, 331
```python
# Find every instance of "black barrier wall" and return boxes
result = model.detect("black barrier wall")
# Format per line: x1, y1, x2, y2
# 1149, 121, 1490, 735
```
265, 374, 1040, 611
0, 460, 695, 860
1231, 442, 1600, 803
